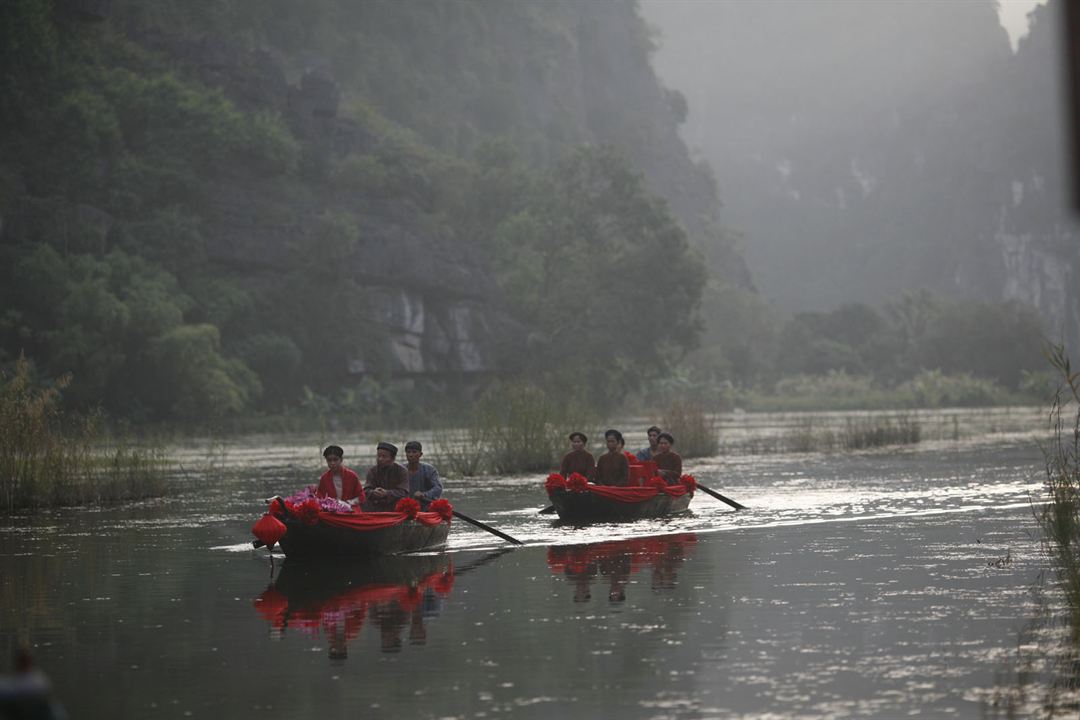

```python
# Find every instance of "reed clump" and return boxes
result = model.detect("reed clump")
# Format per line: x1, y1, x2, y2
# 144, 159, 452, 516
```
0, 356, 168, 511
1039, 344, 1080, 641
772, 413, 922, 454
661, 399, 719, 458
434, 382, 596, 476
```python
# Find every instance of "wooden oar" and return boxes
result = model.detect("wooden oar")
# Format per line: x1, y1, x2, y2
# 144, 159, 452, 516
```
452, 510, 524, 546
696, 483, 746, 511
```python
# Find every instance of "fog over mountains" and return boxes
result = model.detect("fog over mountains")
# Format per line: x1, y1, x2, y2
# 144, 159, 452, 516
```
643, 0, 1079, 352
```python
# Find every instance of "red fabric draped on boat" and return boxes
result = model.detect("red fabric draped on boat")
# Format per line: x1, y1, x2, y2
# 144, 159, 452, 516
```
586, 483, 689, 503
317, 510, 448, 530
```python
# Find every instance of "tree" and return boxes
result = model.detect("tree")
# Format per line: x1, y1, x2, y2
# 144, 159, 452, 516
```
491, 146, 706, 404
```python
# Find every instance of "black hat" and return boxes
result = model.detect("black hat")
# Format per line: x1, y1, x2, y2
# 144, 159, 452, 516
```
604, 429, 624, 444
376, 441, 398, 457
657, 432, 675, 445
568, 431, 587, 443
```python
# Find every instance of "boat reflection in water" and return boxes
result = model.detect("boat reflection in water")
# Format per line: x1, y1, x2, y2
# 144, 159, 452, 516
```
253, 554, 454, 658
547, 533, 697, 603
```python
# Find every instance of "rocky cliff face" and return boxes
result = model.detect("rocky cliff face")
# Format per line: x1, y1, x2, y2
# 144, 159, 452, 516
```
644, 0, 1080, 354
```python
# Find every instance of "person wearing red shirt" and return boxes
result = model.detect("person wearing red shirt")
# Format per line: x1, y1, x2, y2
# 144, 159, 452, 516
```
316, 445, 363, 507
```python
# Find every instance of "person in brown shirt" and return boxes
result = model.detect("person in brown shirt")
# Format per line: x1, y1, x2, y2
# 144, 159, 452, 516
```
363, 441, 411, 511
595, 429, 630, 486
653, 432, 683, 484
559, 432, 595, 481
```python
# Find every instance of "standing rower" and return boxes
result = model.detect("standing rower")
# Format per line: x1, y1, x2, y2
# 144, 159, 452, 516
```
559, 432, 596, 481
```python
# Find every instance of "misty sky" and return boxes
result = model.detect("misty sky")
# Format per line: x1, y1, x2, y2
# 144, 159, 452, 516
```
999, 0, 1047, 48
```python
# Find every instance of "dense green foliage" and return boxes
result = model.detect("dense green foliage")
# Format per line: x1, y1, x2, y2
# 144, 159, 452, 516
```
0, 0, 1051, 429
0, 0, 716, 423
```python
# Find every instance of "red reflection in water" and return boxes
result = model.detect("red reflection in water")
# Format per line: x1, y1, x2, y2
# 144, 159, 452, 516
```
253, 558, 454, 658
547, 533, 697, 603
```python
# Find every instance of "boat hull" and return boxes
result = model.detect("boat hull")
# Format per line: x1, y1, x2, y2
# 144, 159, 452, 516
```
548, 488, 692, 523
278, 517, 450, 558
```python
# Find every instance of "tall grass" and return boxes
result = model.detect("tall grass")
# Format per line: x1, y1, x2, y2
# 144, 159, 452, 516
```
1039, 344, 1080, 642
0, 356, 168, 511
433, 382, 597, 476
661, 399, 719, 458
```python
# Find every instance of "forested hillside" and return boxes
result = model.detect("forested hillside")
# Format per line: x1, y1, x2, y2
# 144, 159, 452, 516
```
0, 0, 742, 422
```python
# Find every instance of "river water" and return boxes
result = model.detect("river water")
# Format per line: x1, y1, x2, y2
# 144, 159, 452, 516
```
1, 407, 1070, 718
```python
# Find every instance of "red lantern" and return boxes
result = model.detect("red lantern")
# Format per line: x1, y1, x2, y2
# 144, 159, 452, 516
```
252, 513, 287, 548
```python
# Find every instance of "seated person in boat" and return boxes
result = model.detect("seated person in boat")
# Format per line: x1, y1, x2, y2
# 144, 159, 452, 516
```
316, 445, 363, 506
635, 425, 662, 461
653, 432, 683, 483
363, 442, 411, 511
595, 429, 630, 486
560, 432, 596, 481
403, 440, 443, 510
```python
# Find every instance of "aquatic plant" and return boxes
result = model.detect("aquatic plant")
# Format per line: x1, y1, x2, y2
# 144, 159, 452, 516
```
434, 382, 596, 476
1039, 343, 1080, 642
0, 355, 167, 511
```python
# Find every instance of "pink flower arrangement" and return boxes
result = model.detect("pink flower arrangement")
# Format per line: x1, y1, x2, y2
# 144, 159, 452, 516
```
624, 451, 639, 465
395, 497, 421, 519
567, 472, 589, 493
429, 498, 454, 522
283, 485, 353, 514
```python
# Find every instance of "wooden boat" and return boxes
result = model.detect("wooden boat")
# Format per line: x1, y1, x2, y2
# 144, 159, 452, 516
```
252, 496, 453, 558
547, 485, 693, 523
544, 464, 697, 523
277, 516, 450, 558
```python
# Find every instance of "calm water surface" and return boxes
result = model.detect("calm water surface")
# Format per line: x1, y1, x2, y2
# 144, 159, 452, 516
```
1, 409, 1064, 718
